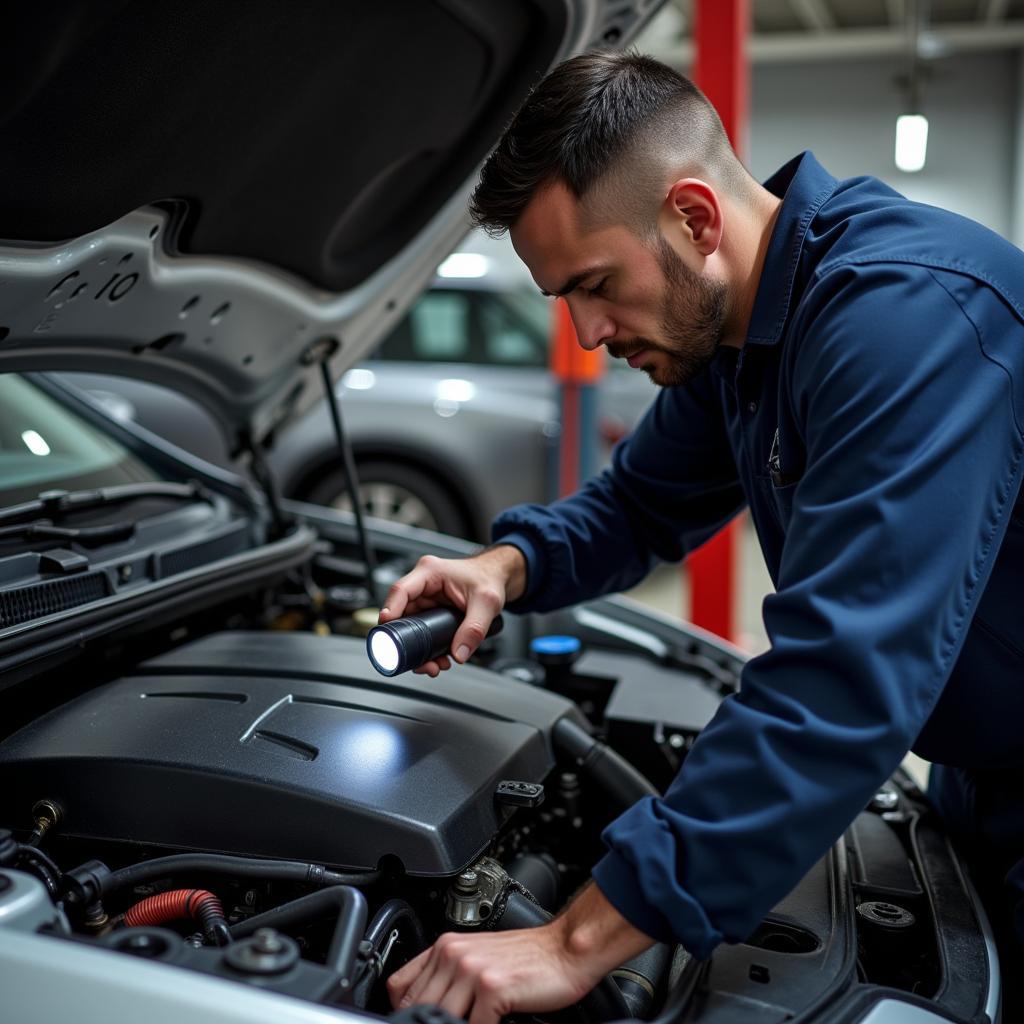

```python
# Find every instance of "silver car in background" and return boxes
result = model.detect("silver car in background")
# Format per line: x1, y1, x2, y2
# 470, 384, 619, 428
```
70, 256, 657, 541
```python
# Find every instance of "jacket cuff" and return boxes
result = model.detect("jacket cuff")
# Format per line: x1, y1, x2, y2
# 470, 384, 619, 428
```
489, 529, 545, 609
593, 808, 724, 959
591, 849, 679, 947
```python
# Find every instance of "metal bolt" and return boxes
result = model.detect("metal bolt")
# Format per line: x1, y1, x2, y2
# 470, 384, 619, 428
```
871, 788, 899, 811
31, 799, 62, 832
454, 870, 479, 895
252, 928, 283, 954
668, 733, 686, 749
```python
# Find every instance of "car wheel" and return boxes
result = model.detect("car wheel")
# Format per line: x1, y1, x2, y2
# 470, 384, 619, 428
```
305, 460, 471, 537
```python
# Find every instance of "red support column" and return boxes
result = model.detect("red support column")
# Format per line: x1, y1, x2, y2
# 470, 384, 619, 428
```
686, 0, 750, 644
693, 0, 750, 157
550, 298, 605, 498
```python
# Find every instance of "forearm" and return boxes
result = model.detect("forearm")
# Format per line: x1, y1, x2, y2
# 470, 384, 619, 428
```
553, 882, 656, 978
477, 542, 528, 603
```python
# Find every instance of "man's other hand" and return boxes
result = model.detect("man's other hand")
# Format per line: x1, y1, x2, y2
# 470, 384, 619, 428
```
378, 545, 527, 676
386, 883, 655, 1024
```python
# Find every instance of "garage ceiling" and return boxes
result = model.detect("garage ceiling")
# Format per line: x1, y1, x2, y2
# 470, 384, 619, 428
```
641, 0, 1024, 63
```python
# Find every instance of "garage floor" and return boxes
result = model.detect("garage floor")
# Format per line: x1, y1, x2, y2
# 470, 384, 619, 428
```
624, 513, 772, 654
624, 517, 931, 789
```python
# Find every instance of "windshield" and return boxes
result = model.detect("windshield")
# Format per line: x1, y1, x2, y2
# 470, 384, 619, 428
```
0, 375, 160, 506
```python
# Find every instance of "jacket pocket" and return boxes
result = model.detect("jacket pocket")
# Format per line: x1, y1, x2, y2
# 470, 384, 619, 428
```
768, 478, 800, 532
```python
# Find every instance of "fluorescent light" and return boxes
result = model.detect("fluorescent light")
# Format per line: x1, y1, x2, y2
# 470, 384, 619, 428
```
21, 430, 50, 456
895, 114, 928, 173
342, 368, 376, 390
437, 253, 489, 279
436, 378, 476, 403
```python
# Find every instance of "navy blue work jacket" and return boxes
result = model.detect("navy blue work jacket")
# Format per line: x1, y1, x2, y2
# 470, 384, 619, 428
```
492, 152, 1024, 958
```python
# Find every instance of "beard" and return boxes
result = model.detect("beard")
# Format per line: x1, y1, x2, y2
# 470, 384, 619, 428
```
606, 236, 728, 387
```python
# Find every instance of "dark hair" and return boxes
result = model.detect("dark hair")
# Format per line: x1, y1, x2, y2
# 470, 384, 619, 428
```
470, 51, 733, 235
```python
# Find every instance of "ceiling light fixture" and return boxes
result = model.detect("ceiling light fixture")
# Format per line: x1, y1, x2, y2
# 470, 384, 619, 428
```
437, 253, 489, 279
895, 0, 930, 174
895, 113, 928, 173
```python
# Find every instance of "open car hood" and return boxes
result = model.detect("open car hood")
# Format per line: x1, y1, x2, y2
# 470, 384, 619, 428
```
0, 0, 660, 450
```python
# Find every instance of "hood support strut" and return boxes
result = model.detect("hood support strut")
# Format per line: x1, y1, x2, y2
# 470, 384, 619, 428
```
244, 436, 287, 540
319, 361, 378, 604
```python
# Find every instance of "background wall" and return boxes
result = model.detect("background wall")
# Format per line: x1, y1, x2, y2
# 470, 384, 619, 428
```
748, 50, 1020, 242
471, 49, 1024, 260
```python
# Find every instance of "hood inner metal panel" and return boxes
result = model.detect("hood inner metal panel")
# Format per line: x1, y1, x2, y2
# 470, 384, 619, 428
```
0, 1, 663, 444
0, 208, 410, 447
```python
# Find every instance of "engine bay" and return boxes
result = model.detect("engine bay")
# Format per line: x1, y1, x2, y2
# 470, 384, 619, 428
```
0, 543, 998, 1023
0, 631, 583, 875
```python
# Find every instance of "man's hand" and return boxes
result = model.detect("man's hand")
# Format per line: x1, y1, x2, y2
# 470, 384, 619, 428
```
379, 545, 527, 676
386, 883, 655, 1024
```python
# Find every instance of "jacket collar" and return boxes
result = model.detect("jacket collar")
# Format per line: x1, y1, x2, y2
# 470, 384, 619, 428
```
745, 151, 838, 347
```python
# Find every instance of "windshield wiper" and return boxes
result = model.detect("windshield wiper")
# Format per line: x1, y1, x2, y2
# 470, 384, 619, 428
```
0, 481, 212, 527
0, 519, 136, 547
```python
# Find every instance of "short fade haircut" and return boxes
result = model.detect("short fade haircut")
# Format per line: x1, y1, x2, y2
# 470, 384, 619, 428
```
470, 50, 749, 237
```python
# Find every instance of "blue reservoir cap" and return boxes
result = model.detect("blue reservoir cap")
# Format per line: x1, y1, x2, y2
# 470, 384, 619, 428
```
530, 635, 582, 659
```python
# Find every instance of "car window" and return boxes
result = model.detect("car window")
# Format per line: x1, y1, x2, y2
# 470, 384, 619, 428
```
375, 287, 551, 369
375, 291, 472, 361
0, 375, 158, 505
410, 291, 473, 359
478, 292, 549, 368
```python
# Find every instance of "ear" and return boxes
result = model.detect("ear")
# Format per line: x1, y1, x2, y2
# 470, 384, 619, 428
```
661, 178, 723, 257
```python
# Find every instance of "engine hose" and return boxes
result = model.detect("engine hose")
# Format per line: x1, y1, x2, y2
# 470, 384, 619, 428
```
15, 844, 61, 898
352, 899, 429, 1007
611, 942, 675, 1019
505, 853, 561, 912
552, 717, 660, 805
99, 853, 380, 898
230, 885, 367, 995
492, 892, 631, 1023
365, 898, 428, 953
124, 889, 231, 947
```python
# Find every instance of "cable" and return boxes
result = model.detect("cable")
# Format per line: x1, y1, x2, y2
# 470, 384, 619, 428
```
96, 853, 379, 898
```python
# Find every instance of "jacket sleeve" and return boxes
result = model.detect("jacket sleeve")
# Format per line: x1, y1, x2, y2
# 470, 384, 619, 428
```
491, 366, 746, 612
592, 263, 1024, 957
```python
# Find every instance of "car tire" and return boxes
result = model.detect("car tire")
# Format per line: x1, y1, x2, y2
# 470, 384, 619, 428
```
305, 460, 471, 538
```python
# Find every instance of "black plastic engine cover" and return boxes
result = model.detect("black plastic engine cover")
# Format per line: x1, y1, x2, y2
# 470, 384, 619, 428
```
0, 632, 585, 876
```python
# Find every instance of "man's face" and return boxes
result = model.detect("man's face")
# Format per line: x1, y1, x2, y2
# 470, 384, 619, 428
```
510, 181, 728, 387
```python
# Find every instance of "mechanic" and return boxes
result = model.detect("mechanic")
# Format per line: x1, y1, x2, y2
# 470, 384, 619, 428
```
385, 51, 1024, 1023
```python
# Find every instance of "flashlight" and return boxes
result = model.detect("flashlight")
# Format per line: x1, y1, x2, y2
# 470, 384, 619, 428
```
367, 607, 504, 677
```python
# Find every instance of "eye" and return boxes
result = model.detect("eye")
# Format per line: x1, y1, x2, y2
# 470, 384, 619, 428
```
586, 277, 608, 297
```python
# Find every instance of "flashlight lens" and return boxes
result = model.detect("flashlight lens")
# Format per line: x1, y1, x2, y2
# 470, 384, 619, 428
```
370, 630, 401, 673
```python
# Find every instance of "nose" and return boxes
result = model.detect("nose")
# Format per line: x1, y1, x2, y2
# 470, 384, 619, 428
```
565, 297, 615, 351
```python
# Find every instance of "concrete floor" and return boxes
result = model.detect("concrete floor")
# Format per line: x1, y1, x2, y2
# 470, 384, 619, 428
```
623, 516, 931, 789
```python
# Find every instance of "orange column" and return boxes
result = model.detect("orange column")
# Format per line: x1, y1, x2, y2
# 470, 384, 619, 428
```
550, 298, 605, 497
686, 0, 750, 643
